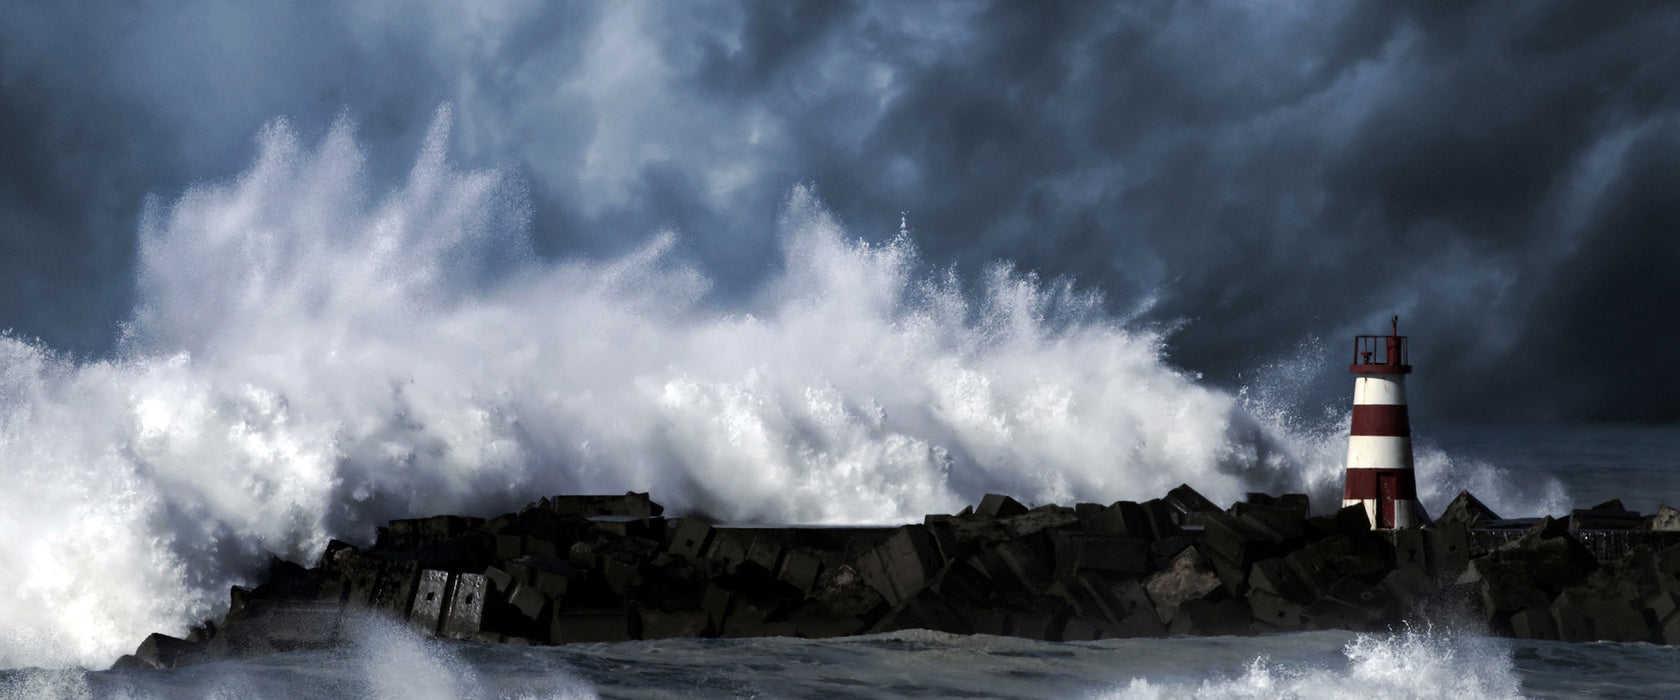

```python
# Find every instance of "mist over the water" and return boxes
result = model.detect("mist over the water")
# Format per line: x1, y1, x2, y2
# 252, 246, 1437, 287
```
0, 109, 1564, 669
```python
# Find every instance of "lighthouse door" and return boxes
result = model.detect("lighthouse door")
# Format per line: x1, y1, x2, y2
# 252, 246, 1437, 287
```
1378, 474, 1398, 529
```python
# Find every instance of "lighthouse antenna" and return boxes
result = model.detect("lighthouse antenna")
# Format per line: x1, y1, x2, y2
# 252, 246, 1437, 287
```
1392, 316, 1398, 337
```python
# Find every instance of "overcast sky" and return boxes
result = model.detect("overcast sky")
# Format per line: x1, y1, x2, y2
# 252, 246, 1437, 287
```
2, 1, 1677, 423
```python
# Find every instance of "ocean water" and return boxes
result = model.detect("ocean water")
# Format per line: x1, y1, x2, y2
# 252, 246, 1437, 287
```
6, 621, 1680, 699
2, 109, 1678, 697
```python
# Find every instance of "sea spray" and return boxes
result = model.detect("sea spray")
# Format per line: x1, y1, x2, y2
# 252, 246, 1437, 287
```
0, 107, 1558, 669
1102, 628, 1525, 700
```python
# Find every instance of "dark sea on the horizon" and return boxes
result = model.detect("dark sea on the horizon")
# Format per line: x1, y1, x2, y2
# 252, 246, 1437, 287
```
5, 423, 1679, 700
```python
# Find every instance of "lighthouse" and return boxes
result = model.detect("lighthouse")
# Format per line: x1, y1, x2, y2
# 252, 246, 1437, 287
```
1344, 317, 1421, 529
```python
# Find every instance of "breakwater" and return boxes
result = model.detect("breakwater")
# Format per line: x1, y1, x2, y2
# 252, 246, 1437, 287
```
113, 487, 1680, 670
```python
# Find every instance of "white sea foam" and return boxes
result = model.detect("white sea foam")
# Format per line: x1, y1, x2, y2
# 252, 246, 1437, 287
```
1103, 628, 1525, 700
0, 107, 1555, 669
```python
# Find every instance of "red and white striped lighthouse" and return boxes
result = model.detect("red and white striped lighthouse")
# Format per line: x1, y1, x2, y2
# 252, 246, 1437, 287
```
1344, 317, 1421, 529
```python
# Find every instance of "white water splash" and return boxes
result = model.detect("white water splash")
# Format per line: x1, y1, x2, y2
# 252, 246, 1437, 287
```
1104, 628, 1525, 699
0, 106, 1547, 670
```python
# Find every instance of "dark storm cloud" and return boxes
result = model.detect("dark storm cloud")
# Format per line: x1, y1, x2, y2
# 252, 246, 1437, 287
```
1, 1, 1677, 421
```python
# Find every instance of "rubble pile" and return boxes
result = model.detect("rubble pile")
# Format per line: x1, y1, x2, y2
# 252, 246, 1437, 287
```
112, 487, 1680, 670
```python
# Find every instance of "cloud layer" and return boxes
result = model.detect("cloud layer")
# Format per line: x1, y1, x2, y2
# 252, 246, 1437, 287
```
2, 1, 1678, 422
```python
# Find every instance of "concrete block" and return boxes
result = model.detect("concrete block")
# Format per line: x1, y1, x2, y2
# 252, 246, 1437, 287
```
1306, 505, 1370, 540
1571, 508, 1644, 531
549, 609, 632, 644
482, 566, 514, 595
1312, 533, 1391, 578
378, 515, 485, 550
786, 601, 871, 638
1054, 534, 1150, 578
495, 533, 524, 561
1195, 511, 1283, 567
1301, 596, 1375, 631
1248, 590, 1302, 628
1426, 523, 1471, 583
1062, 616, 1103, 641
206, 600, 347, 657
1509, 608, 1559, 640
968, 608, 1009, 636
1005, 608, 1064, 641
1091, 501, 1151, 538
637, 608, 709, 639
1649, 504, 1680, 532
977, 493, 1029, 518
1110, 607, 1167, 638
982, 539, 1053, 595
1168, 598, 1251, 637
603, 556, 641, 596
1141, 499, 1182, 540
1660, 543, 1680, 576
744, 534, 787, 574
1662, 609, 1680, 644
1646, 590, 1680, 622
441, 573, 487, 640
1590, 599, 1655, 642
1003, 506, 1081, 538
1550, 590, 1595, 642
778, 547, 826, 593
523, 537, 560, 559
134, 633, 197, 670
1199, 545, 1247, 595
1458, 558, 1550, 617
568, 541, 596, 570
1389, 528, 1428, 573
1165, 484, 1222, 518
373, 561, 420, 618
543, 492, 664, 517
1284, 547, 1336, 600
814, 564, 890, 623
703, 535, 747, 574
855, 525, 948, 606
1325, 577, 1396, 621
506, 581, 547, 621
668, 517, 714, 560
702, 584, 733, 629
1231, 502, 1304, 541
410, 569, 452, 634
1379, 562, 1436, 601
1144, 548, 1222, 623
871, 589, 973, 635
1249, 558, 1314, 604
1436, 491, 1501, 529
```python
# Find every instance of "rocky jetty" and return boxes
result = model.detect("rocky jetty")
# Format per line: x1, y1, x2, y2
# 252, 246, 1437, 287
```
112, 487, 1680, 670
